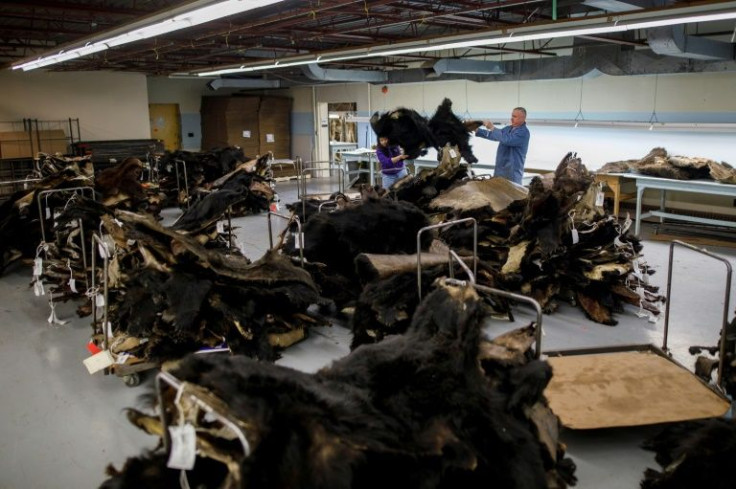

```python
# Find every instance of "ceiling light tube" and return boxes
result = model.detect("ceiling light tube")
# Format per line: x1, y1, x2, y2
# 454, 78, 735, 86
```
12, 0, 286, 71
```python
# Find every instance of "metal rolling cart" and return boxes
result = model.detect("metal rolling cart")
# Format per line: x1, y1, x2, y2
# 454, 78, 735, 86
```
90, 231, 157, 387
267, 210, 304, 266
297, 163, 346, 220
34, 186, 97, 308
541, 239, 733, 430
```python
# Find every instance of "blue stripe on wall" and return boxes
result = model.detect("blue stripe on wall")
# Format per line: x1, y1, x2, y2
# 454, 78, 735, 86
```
180, 112, 201, 151
292, 112, 314, 136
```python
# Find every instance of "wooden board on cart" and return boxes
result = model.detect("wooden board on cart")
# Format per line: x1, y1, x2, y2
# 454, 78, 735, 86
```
545, 349, 730, 430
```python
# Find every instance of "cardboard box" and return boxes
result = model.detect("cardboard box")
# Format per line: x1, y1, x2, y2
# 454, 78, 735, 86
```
201, 95, 292, 159
0, 129, 68, 158
0, 131, 33, 158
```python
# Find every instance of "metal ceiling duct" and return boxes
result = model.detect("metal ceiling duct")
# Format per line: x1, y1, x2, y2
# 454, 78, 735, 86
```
432, 59, 505, 75
648, 25, 735, 60
207, 78, 281, 90
301, 63, 388, 83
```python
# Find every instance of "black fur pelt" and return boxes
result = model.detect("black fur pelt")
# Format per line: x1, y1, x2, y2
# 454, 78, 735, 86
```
349, 266, 446, 350
100, 451, 228, 489
105, 283, 574, 488
370, 108, 436, 159
428, 98, 479, 163
299, 197, 432, 279
641, 417, 736, 489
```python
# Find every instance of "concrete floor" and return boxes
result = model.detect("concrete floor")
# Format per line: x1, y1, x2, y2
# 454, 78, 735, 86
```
0, 179, 734, 489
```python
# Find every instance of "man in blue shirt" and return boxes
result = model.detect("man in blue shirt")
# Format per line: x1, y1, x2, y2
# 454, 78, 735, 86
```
474, 107, 530, 185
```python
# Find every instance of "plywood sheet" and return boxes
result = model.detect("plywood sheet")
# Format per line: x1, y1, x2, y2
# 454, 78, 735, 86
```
545, 350, 730, 430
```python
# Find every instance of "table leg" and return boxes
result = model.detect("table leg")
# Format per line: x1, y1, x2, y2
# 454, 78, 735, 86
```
370, 156, 375, 186
635, 185, 645, 236
612, 180, 621, 217
659, 190, 666, 224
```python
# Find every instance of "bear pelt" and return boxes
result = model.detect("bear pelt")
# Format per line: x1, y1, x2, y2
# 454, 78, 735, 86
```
299, 197, 433, 279
95, 157, 146, 203
105, 283, 575, 488
428, 98, 479, 164
370, 107, 436, 159
641, 417, 736, 489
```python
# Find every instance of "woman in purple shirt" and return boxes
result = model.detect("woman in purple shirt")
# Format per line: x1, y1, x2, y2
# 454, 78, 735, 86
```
375, 136, 409, 189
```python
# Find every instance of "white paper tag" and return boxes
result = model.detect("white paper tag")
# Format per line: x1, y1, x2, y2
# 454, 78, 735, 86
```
83, 350, 115, 374
95, 293, 105, 308
98, 243, 109, 259
571, 228, 579, 245
595, 190, 605, 207
33, 257, 43, 277
33, 280, 45, 296
167, 424, 197, 470
216, 221, 225, 233
449, 148, 457, 158
45, 207, 51, 219
69, 278, 78, 293
293, 232, 304, 249
48, 308, 69, 326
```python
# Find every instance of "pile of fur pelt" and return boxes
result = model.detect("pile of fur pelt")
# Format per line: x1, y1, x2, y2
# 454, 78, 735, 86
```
597, 147, 736, 183
41, 193, 328, 363
157, 148, 273, 208
95, 157, 164, 218
641, 417, 736, 488
102, 282, 577, 489
0, 155, 94, 275
437, 153, 665, 325
286, 192, 434, 308
104, 209, 329, 363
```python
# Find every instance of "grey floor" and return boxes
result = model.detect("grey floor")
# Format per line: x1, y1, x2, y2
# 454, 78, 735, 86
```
1, 180, 735, 489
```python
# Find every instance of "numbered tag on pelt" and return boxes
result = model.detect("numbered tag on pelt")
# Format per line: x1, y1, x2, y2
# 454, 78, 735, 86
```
167, 424, 197, 470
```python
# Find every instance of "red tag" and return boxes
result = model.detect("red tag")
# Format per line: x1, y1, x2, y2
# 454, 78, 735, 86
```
87, 341, 102, 355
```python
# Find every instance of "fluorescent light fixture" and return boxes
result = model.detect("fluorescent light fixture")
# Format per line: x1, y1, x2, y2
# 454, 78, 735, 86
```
195, 2, 736, 75
12, 0, 285, 71
197, 57, 319, 76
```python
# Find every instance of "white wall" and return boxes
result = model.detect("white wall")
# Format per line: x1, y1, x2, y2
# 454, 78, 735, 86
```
0, 70, 150, 141
305, 71, 736, 214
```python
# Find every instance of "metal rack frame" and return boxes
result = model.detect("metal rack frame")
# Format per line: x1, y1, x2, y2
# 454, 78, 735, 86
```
90, 231, 157, 386
416, 217, 478, 300
36, 186, 95, 291
267, 210, 304, 266
664, 239, 733, 387
156, 370, 252, 458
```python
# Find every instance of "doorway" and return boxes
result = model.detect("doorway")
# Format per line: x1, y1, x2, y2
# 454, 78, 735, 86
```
149, 103, 181, 151
327, 102, 358, 164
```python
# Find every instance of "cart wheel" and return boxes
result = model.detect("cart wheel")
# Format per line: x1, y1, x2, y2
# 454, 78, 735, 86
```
123, 373, 140, 387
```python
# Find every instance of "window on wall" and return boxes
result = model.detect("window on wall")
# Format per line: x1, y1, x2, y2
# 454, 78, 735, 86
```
328, 102, 357, 143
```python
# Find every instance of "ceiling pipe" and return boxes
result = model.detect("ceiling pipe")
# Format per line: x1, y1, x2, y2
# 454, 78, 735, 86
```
207, 78, 281, 90
301, 63, 387, 82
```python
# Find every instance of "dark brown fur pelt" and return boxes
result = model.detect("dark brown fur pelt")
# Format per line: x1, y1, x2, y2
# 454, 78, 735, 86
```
106, 283, 575, 488
297, 197, 432, 279
428, 98, 479, 164
95, 157, 146, 202
370, 107, 436, 159
641, 417, 736, 489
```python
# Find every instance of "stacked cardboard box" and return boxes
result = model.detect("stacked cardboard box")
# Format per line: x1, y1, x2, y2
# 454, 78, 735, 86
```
0, 130, 68, 158
201, 96, 291, 159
